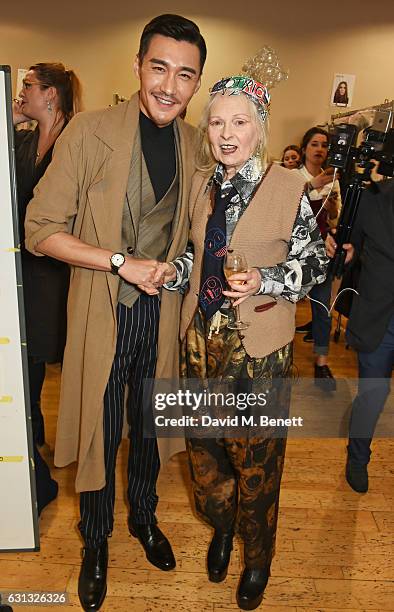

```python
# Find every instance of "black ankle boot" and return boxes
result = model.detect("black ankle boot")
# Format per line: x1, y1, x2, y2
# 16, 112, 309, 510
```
237, 566, 270, 610
78, 540, 108, 611
207, 530, 233, 583
128, 518, 176, 571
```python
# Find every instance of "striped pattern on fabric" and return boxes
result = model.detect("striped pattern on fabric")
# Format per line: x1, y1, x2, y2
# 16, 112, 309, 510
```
80, 296, 161, 548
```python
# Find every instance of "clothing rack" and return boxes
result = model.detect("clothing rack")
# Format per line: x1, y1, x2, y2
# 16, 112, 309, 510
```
330, 99, 394, 124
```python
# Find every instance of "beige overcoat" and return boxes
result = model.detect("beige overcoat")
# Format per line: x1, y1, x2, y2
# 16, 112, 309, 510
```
25, 94, 195, 492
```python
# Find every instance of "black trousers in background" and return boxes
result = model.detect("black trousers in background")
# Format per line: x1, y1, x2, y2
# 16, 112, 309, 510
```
80, 296, 161, 548
28, 357, 46, 446
348, 312, 394, 466
28, 356, 58, 514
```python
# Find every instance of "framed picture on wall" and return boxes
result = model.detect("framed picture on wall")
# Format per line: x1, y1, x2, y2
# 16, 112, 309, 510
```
331, 73, 355, 107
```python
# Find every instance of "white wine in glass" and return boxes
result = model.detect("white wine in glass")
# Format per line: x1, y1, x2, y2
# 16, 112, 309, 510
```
224, 250, 250, 330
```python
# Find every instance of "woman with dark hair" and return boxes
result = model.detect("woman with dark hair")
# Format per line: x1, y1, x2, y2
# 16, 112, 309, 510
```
333, 81, 349, 105
157, 77, 328, 609
13, 62, 82, 514
281, 144, 301, 169
295, 127, 341, 389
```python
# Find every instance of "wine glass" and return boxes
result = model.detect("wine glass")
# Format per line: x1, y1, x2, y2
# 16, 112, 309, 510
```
224, 250, 250, 330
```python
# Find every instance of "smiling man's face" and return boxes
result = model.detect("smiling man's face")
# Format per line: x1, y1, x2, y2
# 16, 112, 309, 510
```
134, 34, 201, 127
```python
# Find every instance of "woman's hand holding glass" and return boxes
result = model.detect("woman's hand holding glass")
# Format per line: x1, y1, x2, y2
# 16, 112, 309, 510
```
222, 267, 261, 306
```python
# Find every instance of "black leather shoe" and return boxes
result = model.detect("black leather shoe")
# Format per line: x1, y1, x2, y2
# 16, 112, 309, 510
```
78, 541, 108, 611
296, 321, 312, 333
207, 530, 233, 582
346, 458, 368, 493
237, 567, 270, 610
314, 364, 337, 391
128, 518, 176, 571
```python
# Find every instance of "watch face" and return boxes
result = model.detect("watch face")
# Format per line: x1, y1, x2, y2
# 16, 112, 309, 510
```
111, 253, 125, 267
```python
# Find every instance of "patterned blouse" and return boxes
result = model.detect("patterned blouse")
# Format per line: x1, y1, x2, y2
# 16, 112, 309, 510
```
165, 156, 328, 302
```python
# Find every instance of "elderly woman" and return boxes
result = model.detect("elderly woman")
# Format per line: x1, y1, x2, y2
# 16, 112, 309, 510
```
157, 75, 328, 610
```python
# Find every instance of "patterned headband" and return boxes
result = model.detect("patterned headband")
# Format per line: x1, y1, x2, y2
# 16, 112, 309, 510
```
210, 75, 271, 121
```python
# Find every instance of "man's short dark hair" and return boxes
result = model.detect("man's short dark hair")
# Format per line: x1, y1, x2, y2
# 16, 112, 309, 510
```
139, 14, 207, 74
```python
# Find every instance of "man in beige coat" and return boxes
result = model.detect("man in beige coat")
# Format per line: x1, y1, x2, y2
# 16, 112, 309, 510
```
25, 14, 206, 611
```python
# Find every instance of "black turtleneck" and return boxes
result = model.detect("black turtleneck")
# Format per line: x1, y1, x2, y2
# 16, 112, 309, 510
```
139, 111, 176, 203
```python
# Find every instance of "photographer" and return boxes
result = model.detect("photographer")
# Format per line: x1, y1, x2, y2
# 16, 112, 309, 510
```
326, 177, 394, 493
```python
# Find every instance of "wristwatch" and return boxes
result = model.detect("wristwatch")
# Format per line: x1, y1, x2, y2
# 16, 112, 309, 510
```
110, 252, 126, 275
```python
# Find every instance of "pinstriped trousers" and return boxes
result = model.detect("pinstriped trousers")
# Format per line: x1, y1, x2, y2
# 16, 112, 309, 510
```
80, 295, 161, 548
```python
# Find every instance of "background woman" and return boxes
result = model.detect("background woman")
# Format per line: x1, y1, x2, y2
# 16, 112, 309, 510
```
158, 76, 328, 610
295, 127, 341, 389
13, 62, 82, 513
333, 81, 349, 105
281, 144, 301, 169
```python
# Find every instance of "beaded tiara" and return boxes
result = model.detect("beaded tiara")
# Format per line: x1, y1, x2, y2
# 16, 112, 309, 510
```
209, 46, 288, 123
210, 75, 270, 121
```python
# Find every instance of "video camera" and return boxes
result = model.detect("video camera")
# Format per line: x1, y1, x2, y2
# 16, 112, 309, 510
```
328, 111, 394, 177
326, 110, 394, 278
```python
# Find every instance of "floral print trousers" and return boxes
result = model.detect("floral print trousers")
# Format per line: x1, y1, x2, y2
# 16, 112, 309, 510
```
181, 308, 292, 569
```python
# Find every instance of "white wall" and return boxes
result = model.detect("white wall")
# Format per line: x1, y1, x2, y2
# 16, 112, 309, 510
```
1, 0, 393, 156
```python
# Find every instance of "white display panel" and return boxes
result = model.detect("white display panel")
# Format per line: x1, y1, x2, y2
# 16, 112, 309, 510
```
0, 66, 38, 550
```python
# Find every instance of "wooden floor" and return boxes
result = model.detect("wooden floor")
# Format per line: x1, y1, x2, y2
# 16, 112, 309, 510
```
1, 301, 394, 611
